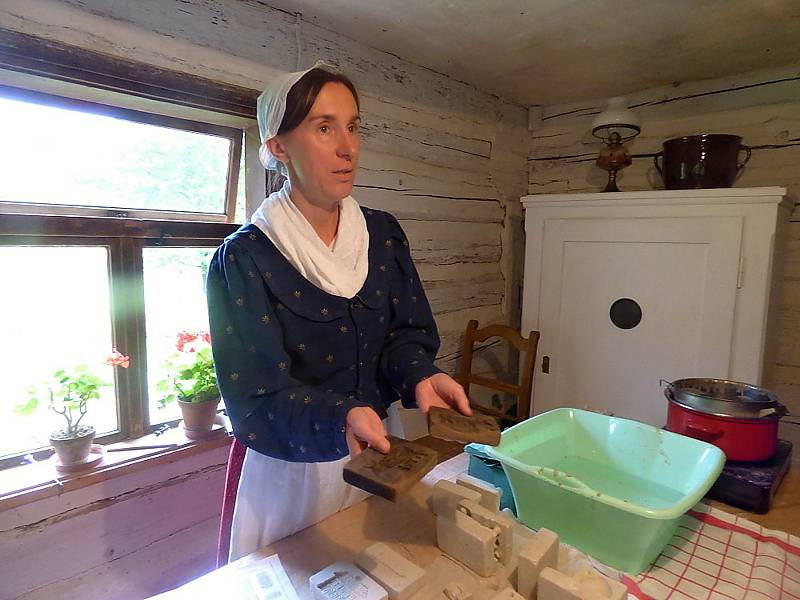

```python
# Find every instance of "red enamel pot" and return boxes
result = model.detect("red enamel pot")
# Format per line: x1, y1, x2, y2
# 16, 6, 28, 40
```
662, 378, 787, 462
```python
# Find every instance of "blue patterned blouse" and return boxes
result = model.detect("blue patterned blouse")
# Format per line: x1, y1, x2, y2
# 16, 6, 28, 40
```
206, 208, 442, 462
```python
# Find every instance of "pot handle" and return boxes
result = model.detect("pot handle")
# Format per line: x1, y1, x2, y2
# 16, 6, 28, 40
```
659, 378, 675, 401
737, 146, 752, 174
653, 153, 664, 177
685, 419, 724, 442
760, 403, 789, 419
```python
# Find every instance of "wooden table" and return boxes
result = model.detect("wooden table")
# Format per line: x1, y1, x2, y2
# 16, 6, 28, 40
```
153, 454, 470, 599
153, 452, 800, 599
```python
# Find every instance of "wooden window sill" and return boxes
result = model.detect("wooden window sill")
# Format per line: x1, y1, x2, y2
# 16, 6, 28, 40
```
0, 424, 233, 512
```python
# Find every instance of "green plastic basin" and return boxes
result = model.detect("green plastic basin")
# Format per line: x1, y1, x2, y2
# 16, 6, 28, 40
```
485, 408, 725, 574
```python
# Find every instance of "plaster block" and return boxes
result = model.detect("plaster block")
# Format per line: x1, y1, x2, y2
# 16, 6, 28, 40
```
517, 528, 559, 599
537, 568, 627, 600
442, 581, 473, 600
386, 402, 428, 441
354, 543, 426, 600
437, 511, 499, 577
537, 568, 580, 600
489, 587, 525, 600
456, 473, 502, 512
573, 570, 628, 600
309, 562, 387, 600
432, 480, 483, 519
457, 500, 514, 565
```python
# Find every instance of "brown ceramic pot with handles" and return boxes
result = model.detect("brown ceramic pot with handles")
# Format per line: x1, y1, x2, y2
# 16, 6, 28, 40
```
653, 134, 751, 190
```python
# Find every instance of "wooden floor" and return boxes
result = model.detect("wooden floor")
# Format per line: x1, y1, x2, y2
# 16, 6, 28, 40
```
417, 436, 800, 538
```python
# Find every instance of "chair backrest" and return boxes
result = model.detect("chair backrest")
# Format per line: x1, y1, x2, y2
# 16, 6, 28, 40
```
455, 320, 540, 422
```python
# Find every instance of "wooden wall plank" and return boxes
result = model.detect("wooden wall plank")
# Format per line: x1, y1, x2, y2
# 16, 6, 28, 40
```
2, 445, 229, 528
403, 220, 502, 265
775, 281, 800, 366
528, 64, 800, 203
1, 464, 225, 598
16, 516, 219, 600
38, 0, 514, 119
531, 101, 800, 160
361, 108, 492, 170
436, 304, 505, 358
355, 188, 502, 224
360, 126, 489, 174
539, 64, 800, 131
426, 277, 504, 315
417, 261, 500, 284
783, 222, 800, 280
358, 150, 494, 201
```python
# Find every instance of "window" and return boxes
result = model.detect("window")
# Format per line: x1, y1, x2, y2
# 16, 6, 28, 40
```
0, 245, 118, 458
0, 217, 239, 468
142, 246, 217, 424
0, 31, 259, 469
0, 90, 245, 221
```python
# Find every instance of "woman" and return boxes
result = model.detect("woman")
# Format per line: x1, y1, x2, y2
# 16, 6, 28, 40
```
207, 63, 471, 560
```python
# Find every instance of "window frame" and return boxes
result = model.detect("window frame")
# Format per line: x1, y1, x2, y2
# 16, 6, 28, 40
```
0, 28, 262, 470
0, 83, 244, 222
0, 29, 258, 119
0, 214, 238, 470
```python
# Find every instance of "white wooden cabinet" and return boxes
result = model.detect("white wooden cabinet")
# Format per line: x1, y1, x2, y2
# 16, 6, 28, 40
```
520, 187, 792, 426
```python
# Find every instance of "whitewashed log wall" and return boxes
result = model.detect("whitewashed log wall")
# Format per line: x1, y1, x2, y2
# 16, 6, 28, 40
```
0, 446, 229, 600
527, 63, 800, 449
58, 0, 529, 370
0, 0, 528, 598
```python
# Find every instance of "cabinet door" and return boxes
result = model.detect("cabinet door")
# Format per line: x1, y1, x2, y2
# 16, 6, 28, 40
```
534, 216, 742, 426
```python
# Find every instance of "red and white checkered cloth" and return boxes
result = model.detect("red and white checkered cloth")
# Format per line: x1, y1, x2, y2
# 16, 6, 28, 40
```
620, 503, 800, 599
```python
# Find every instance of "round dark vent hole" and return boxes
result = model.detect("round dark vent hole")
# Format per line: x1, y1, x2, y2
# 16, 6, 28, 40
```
609, 298, 642, 330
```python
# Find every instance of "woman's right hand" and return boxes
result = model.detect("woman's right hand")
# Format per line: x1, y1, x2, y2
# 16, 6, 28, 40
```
345, 406, 390, 457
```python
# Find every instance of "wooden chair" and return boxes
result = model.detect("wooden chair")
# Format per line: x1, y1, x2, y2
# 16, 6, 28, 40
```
455, 320, 540, 424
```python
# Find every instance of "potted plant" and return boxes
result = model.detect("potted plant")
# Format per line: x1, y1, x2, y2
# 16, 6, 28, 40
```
16, 350, 129, 465
156, 330, 220, 433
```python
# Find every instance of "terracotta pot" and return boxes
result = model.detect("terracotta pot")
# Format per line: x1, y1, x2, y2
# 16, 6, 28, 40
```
178, 398, 220, 432
50, 426, 96, 465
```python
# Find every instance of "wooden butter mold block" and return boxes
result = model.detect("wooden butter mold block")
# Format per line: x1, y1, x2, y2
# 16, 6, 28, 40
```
343, 436, 438, 501
428, 407, 501, 446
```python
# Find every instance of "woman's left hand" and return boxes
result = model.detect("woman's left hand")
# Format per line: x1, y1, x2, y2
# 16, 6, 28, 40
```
415, 373, 472, 416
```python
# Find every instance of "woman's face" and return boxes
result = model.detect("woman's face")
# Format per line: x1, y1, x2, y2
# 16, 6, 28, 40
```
273, 82, 361, 206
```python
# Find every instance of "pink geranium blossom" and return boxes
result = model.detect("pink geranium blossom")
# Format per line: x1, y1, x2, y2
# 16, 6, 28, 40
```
176, 330, 211, 353
105, 349, 130, 368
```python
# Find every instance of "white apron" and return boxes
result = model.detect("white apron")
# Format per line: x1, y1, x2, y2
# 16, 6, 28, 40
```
229, 451, 370, 561
229, 184, 371, 561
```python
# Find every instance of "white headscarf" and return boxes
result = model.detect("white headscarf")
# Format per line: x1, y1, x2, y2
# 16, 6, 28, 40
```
253, 64, 369, 299
257, 60, 334, 176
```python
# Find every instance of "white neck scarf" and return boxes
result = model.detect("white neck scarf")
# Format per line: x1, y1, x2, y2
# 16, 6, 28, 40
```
250, 181, 369, 298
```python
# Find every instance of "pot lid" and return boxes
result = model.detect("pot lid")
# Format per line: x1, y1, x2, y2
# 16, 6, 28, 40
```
663, 378, 786, 420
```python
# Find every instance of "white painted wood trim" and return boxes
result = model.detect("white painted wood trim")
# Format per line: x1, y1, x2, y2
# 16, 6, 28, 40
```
0, 202, 231, 222
522, 186, 790, 208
